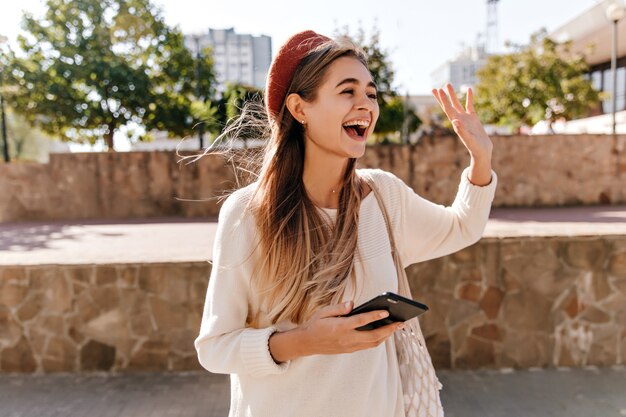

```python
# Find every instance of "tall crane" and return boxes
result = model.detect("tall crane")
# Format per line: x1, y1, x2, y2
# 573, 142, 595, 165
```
486, 0, 500, 53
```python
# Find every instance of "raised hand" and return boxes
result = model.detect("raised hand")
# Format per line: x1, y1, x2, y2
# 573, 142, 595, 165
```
432, 83, 493, 161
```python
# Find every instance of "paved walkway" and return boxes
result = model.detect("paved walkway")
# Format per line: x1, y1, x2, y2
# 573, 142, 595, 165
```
0, 366, 624, 417
1, 205, 625, 266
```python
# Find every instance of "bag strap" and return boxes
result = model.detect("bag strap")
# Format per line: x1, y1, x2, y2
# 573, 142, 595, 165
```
361, 173, 414, 300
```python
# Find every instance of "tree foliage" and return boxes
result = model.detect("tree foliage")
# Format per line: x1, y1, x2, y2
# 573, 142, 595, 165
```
5, 0, 216, 150
474, 29, 600, 131
194, 82, 264, 145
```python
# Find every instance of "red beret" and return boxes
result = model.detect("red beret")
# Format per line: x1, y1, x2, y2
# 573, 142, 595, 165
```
264, 30, 331, 122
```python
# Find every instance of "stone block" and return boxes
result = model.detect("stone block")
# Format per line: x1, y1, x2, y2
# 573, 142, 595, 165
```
454, 336, 495, 369
84, 308, 130, 349
481, 241, 500, 287
471, 324, 502, 341
479, 286, 504, 320
424, 333, 451, 369
555, 322, 593, 366
592, 272, 612, 302
502, 290, 553, 333
0, 306, 21, 347
149, 296, 187, 330
65, 266, 94, 285
612, 278, 626, 295
455, 282, 482, 302
118, 266, 139, 288
95, 266, 117, 286
563, 294, 585, 318
42, 336, 77, 372
130, 310, 155, 337
0, 337, 36, 373
500, 240, 561, 288
90, 286, 119, 312
0, 277, 29, 308
80, 340, 116, 371
587, 326, 619, 366
451, 246, 477, 263
138, 265, 166, 294
74, 292, 100, 324
164, 275, 189, 305
38, 270, 73, 313
171, 354, 203, 371
609, 251, 626, 277
564, 240, 607, 270
501, 331, 553, 368
580, 306, 611, 324
447, 299, 480, 328
128, 339, 170, 371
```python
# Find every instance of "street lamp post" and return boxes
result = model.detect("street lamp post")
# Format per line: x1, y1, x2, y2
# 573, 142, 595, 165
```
606, 2, 625, 135
193, 34, 205, 150
0, 34, 9, 163
0, 93, 8, 163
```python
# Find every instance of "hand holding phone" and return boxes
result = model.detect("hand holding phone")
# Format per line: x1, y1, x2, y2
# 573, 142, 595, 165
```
341, 292, 429, 331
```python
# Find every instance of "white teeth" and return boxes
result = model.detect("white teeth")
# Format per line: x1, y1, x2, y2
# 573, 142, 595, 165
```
342, 120, 370, 127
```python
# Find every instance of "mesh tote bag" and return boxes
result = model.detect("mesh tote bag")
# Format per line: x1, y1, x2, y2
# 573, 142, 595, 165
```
363, 174, 445, 417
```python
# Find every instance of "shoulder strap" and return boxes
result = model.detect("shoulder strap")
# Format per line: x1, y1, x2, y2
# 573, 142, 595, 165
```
362, 173, 398, 255
361, 172, 414, 299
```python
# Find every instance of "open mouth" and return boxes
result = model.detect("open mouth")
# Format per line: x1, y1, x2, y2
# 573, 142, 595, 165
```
343, 125, 367, 139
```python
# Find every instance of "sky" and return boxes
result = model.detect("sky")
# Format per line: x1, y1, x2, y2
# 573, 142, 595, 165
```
0, 0, 602, 95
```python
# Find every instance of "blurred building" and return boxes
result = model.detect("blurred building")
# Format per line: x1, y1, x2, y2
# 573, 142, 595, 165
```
430, 45, 490, 92
184, 28, 272, 96
543, 0, 626, 134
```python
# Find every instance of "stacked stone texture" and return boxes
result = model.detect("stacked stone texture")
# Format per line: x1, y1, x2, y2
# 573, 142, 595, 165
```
1, 237, 625, 373
1, 135, 625, 222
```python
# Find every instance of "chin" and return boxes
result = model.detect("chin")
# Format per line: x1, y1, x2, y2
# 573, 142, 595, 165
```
342, 143, 367, 159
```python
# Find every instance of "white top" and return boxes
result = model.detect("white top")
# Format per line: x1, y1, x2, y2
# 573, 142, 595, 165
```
194, 167, 498, 417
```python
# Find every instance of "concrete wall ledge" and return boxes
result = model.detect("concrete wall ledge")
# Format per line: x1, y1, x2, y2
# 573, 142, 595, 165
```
1, 134, 625, 222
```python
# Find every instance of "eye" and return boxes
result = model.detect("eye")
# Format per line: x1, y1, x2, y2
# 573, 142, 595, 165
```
341, 89, 378, 100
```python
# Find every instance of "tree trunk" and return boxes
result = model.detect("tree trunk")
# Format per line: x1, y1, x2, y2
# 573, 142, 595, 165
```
105, 123, 115, 152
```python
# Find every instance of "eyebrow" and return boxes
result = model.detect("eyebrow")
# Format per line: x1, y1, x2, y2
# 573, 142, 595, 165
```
335, 78, 378, 91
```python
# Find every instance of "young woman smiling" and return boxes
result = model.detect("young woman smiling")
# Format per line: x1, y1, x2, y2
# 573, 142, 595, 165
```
194, 30, 497, 417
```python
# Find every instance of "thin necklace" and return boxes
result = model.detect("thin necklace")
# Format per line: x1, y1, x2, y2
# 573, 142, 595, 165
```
304, 181, 342, 195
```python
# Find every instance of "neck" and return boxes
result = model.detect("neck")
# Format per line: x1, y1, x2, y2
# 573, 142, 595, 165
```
302, 150, 349, 210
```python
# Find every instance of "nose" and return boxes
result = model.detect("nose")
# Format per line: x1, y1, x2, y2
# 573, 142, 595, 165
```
355, 92, 376, 111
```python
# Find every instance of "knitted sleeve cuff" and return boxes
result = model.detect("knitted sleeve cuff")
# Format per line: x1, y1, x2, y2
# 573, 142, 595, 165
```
457, 166, 498, 208
240, 326, 291, 377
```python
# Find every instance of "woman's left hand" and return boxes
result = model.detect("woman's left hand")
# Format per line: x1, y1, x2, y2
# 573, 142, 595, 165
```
432, 83, 493, 161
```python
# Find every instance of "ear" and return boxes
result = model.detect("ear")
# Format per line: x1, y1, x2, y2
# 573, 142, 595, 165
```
285, 93, 307, 122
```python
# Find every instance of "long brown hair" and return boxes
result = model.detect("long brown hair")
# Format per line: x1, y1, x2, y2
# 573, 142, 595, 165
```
183, 36, 371, 326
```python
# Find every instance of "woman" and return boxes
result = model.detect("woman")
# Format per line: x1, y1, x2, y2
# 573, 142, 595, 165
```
194, 30, 497, 417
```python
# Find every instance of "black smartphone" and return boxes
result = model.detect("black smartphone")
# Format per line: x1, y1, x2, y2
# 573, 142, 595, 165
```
341, 292, 429, 331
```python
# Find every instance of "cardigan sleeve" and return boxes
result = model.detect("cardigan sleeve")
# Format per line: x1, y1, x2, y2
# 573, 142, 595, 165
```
375, 167, 498, 267
194, 189, 291, 377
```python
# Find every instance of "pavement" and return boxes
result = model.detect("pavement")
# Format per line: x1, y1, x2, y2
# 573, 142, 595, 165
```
1, 205, 626, 266
0, 366, 624, 417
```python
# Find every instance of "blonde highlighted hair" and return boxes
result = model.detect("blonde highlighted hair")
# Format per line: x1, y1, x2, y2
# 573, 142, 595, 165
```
182, 35, 371, 326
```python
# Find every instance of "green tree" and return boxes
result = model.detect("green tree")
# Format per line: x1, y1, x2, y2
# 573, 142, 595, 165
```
191, 82, 264, 146
333, 24, 421, 142
5, 0, 216, 150
474, 29, 601, 132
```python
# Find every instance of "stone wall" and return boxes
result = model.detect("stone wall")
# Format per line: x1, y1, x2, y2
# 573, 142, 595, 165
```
409, 236, 626, 369
0, 263, 209, 373
1, 134, 625, 222
1, 236, 624, 373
